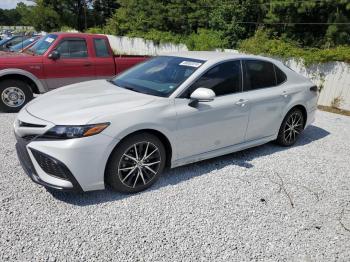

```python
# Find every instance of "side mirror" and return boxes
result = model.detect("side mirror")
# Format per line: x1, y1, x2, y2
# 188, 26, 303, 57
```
190, 88, 216, 106
48, 50, 60, 60
6, 43, 12, 48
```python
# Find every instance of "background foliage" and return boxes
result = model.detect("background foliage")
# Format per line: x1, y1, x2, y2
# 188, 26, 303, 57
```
1, 0, 349, 63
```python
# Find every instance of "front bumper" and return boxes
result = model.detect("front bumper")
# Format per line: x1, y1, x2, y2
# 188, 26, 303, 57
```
15, 134, 83, 192
14, 109, 118, 192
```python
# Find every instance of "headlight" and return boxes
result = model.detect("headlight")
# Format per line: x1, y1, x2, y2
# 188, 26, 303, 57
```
41, 123, 110, 139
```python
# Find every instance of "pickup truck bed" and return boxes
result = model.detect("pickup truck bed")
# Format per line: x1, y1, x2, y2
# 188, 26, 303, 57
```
0, 33, 149, 112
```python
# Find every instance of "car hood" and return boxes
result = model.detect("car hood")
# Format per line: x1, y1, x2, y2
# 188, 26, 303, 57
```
25, 80, 156, 125
0, 51, 31, 57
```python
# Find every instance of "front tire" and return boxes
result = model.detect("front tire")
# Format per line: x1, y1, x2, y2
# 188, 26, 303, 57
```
0, 79, 33, 113
276, 108, 305, 146
106, 133, 166, 193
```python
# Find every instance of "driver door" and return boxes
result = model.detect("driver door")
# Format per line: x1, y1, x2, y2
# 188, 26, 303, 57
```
174, 60, 250, 159
43, 37, 95, 90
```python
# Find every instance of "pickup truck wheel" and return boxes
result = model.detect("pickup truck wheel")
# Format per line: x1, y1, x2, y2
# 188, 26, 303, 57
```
0, 79, 33, 113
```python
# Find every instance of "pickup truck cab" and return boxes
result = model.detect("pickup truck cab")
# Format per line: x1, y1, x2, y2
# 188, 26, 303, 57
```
0, 33, 148, 112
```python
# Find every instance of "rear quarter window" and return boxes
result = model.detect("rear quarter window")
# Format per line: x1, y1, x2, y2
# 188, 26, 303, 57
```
94, 38, 110, 57
274, 65, 287, 85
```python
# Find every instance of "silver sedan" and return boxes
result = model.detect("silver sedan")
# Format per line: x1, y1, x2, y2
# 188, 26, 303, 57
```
14, 52, 318, 193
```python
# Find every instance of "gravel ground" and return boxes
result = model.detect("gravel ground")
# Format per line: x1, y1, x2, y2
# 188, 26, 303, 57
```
1, 110, 350, 261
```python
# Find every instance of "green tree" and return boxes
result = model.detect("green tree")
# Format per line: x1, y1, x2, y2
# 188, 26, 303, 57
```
17, 1, 61, 32
0, 8, 22, 26
264, 0, 350, 47
92, 0, 119, 27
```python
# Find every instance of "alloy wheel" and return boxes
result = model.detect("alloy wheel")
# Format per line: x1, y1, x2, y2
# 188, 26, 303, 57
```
283, 111, 303, 144
118, 141, 161, 189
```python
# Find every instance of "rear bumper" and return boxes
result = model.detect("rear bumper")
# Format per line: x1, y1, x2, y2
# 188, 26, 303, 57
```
306, 108, 317, 128
15, 135, 83, 192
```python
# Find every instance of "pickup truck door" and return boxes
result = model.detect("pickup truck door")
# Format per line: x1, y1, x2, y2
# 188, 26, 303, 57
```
43, 37, 95, 90
92, 37, 115, 79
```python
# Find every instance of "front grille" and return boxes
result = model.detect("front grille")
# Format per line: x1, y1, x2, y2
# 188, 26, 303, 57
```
31, 150, 68, 180
19, 121, 46, 128
22, 135, 38, 142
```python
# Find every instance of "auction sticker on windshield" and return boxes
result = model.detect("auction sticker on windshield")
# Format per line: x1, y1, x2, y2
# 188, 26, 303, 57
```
45, 37, 55, 43
179, 61, 202, 68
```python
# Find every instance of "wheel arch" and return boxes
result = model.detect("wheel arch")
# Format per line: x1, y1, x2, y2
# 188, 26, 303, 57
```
104, 128, 174, 182
0, 69, 46, 94
126, 129, 173, 168
285, 104, 308, 128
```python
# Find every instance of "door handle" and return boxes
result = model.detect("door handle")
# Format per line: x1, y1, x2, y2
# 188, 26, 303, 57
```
281, 91, 289, 98
236, 99, 248, 107
83, 63, 92, 67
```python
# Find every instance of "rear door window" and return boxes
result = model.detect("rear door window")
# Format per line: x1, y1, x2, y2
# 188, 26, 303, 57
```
243, 60, 276, 91
94, 38, 110, 57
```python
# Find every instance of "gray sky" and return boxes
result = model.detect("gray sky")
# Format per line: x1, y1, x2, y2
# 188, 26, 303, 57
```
0, 0, 34, 9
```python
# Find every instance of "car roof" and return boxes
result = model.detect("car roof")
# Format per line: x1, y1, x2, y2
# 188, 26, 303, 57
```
51, 32, 106, 38
164, 51, 276, 63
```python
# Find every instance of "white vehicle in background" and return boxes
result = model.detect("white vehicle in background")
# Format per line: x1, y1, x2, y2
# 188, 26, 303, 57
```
0, 29, 12, 40
14, 52, 318, 193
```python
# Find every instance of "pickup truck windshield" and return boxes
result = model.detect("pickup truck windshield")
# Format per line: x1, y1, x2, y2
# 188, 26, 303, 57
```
111, 56, 205, 97
28, 34, 57, 55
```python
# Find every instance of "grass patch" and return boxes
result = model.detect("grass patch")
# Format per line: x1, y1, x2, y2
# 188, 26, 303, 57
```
318, 105, 350, 117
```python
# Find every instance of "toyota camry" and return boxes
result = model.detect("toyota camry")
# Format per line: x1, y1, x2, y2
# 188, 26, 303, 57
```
14, 52, 318, 193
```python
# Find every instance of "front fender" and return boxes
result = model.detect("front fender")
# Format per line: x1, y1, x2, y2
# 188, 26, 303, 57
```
0, 68, 47, 93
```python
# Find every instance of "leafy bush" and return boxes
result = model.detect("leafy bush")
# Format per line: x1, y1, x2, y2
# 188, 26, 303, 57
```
127, 28, 227, 51
60, 26, 78, 32
127, 30, 184, 45
239, 29, 350, 66
85, 27, 105, 34
185, 29, 228, 51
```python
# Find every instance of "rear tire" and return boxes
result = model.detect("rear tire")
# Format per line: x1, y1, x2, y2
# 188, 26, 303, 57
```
276, 108, 305, 146
0, 79, 33, 113
106, 133, 166, 193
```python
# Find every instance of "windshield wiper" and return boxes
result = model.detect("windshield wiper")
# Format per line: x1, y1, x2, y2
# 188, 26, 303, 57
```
106, 80, 143, 94
121, 86, 143, 94
24, 48, 35, 55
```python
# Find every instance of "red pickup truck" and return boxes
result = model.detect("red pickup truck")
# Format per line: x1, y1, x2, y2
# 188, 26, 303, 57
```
0, 33, 148, 112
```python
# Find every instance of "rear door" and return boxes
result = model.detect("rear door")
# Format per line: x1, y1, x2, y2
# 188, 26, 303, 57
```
43, 37, 95, 90
239, 59, 288, 141
92, 37, 115, 79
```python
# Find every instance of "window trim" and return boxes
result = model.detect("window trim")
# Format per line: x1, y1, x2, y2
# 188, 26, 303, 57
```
241, 59, 288, 93
177, 59, 244, 99
273, 64, 287, 86
93, 38, 111, 58
54, 37, 89, 59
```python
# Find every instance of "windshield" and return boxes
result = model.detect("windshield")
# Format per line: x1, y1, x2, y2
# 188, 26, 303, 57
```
112, 56, 205, 97
10, 37, 38, 52
0, 37, 11, 46
29, 34, 57, 55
